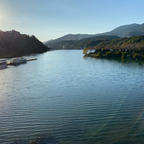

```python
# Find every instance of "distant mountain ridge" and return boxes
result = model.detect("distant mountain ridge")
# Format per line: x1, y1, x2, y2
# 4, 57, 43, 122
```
105, 23, 144, 37
46, 23, 144, 49
46, 35, 119, 50
52, 34, 95, 42
0, 30, 49, 58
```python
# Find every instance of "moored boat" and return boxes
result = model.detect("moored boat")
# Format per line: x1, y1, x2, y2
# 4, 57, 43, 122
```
0, 60, 7, 69
9, 57, 27, 66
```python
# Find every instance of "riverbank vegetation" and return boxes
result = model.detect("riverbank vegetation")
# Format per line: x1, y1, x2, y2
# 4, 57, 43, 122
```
83, 36, 144, 61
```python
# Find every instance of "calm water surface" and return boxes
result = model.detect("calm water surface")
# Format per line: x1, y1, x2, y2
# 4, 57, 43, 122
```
0, 50, 144, 144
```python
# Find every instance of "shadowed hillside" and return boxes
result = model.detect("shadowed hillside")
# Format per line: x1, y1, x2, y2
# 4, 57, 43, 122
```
0, 30, 49, 58
46, 35, 119, 50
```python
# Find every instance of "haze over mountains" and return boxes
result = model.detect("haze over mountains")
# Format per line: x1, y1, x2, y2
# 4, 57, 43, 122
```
46, 23, 144, 49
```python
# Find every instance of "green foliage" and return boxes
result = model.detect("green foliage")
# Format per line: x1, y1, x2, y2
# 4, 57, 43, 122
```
46, 35, 119, 50
84, 35, 144, 61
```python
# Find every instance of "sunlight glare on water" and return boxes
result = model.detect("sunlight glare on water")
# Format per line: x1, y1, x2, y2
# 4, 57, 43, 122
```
0, 50, 144, 144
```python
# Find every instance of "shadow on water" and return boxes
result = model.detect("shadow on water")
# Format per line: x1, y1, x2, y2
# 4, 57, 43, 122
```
2, 50, 144, 144
10, 135, 58, 144
83, 55, 144, 66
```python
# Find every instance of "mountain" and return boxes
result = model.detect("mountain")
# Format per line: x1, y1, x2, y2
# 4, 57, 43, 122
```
105, 23, 144, 37
45, 23, 144, 50
51, 34, 95, 42
0, 30, 49, 58
46, 34, 95, 48
46, 35, 119, 50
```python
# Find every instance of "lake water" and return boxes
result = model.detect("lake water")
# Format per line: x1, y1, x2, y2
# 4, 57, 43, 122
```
1, 50, 144, 144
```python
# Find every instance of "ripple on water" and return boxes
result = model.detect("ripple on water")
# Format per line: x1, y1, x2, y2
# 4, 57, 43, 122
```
0, 50, 144, 144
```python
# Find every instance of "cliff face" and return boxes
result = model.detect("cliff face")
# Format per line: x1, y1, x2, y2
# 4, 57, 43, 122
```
0, 30, 49, 58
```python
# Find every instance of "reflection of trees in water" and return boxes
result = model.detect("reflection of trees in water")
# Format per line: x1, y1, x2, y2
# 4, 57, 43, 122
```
11, 136, 58, 144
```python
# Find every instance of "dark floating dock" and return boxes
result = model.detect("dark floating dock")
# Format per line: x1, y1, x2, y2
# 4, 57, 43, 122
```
27, 58, 37, 62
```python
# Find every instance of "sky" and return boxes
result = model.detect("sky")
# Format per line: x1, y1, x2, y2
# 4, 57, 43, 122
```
0, 0, 144, 41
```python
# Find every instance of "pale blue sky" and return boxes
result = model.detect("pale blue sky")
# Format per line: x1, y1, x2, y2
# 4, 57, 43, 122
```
0, 0, 143, 41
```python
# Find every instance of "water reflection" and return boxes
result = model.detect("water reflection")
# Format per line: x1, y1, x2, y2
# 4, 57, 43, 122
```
0, 50, 144, 144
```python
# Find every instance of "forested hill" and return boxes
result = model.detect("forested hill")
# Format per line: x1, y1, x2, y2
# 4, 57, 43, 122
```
86, 35, 144, 50
105, 23, 144, 37
0, 30, 49, 58
84, 35, 144, 60
46, 35, 119, 50
46, 23, 144, 50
